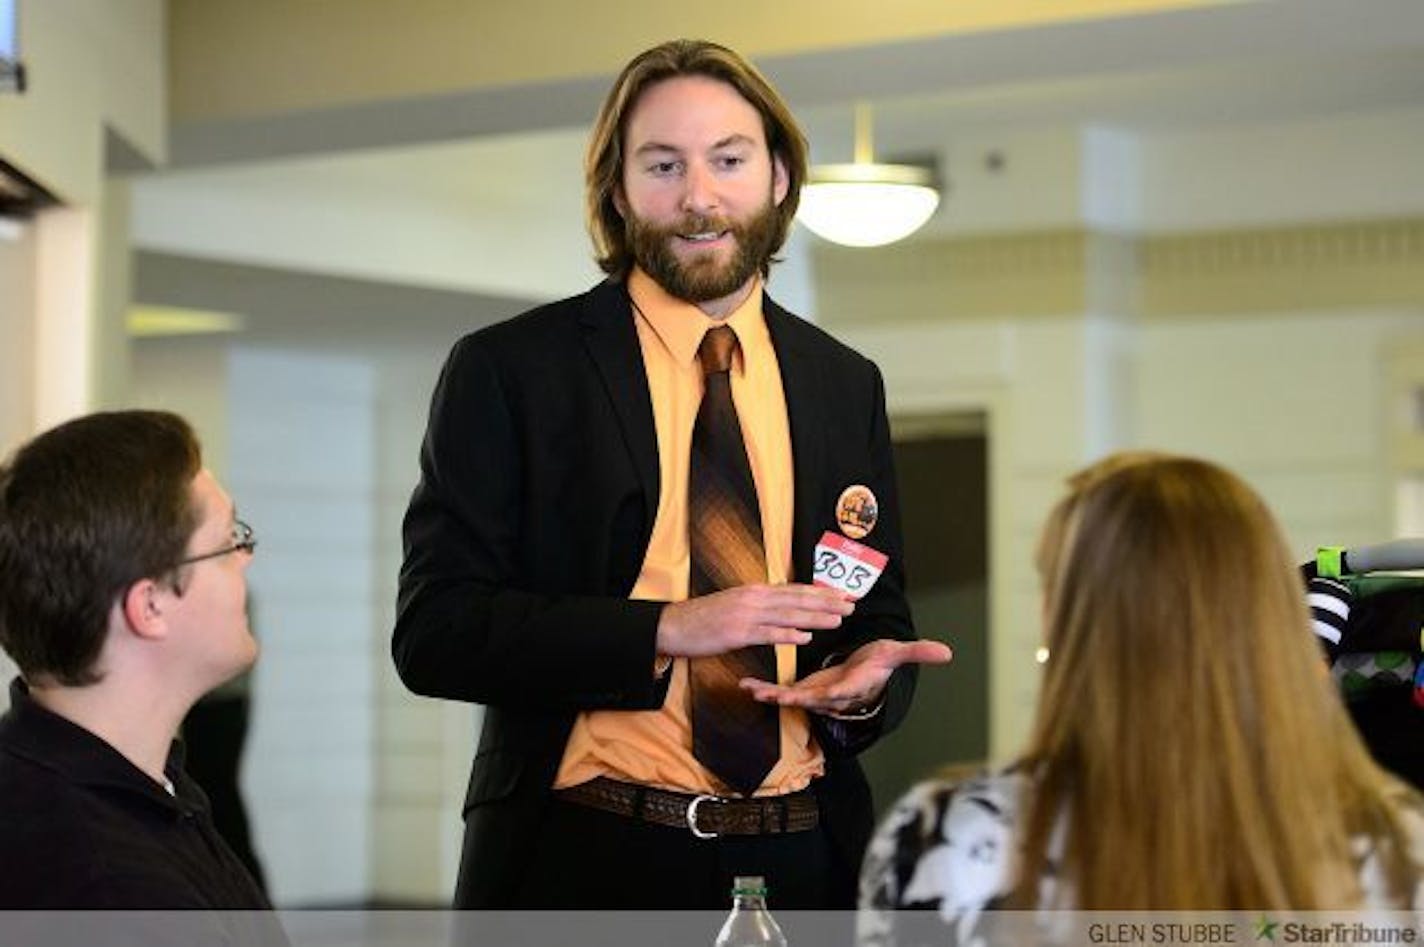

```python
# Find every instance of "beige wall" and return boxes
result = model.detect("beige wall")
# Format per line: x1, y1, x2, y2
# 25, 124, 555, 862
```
0, 221, 37, 454
1, 0, 164, 202
0, 0, 164, 443
129, 336, 231, 478
96, 180, 134, 408
823, 224, 1424, 758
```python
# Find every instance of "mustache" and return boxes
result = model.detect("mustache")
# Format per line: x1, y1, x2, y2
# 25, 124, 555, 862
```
653, 214, 734, 237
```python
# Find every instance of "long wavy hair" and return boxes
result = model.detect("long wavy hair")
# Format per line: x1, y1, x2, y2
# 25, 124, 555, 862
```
1016, 452, 1418, 908
584, 39, 808, 278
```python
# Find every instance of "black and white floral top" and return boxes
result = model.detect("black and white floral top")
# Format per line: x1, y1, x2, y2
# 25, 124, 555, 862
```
857, 767, 1045, 947
858, 766, 1424, 947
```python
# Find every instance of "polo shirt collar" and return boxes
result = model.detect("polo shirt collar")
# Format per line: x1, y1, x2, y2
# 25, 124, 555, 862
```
0, 677, 193, 813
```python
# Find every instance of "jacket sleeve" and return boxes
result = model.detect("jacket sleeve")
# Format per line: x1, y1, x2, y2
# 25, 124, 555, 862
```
811, 361, 918, 756
392, 335, 671, 712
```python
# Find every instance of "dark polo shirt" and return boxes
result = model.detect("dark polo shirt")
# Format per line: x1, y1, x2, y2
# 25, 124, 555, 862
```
0, 677, 275, 922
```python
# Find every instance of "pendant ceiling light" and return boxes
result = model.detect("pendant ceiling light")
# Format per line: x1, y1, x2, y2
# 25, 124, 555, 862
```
797, 103, 940, 248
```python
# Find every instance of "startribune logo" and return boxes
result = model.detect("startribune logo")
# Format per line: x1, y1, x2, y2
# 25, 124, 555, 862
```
1263, 921, 1417, 944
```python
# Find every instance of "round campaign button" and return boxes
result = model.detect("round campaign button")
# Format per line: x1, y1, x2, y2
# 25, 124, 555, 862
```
835, 484, 878, 539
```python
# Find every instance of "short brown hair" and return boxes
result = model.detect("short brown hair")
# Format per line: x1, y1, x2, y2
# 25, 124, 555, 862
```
585, 39, 809, 277
0, 410, 202, 685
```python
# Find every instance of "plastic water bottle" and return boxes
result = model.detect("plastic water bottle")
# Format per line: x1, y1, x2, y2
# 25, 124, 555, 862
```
714, 876, 787, 947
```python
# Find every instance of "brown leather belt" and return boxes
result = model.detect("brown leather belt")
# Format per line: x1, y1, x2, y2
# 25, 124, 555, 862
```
556, 777, 819, 838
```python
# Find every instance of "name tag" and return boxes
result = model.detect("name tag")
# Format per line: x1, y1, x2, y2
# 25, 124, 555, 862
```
813, 531, 888, 600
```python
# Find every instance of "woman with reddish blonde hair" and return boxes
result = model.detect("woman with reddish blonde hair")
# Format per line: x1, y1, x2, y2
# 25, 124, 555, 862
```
860, 453, 1424, 942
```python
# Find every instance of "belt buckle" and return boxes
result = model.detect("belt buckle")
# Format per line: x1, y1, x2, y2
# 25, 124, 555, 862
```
686, 793, 724, 839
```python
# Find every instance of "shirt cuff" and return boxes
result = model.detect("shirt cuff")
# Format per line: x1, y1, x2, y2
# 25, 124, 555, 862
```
822, 693, 885, 721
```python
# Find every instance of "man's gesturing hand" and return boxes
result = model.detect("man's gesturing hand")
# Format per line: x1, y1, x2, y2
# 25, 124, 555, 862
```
740, 638, 953, 715
655, 583, 853, 658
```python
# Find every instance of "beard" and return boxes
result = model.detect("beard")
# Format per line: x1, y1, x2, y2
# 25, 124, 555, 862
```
624, 199, 780, 304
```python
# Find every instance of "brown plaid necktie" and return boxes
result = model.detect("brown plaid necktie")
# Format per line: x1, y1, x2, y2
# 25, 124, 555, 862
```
688, 325, 780, 797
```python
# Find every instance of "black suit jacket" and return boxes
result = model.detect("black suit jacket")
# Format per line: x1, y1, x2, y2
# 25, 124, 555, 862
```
394, 278, 917, 907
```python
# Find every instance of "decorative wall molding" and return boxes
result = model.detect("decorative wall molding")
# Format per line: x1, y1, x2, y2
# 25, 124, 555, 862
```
1139, 218, 1424, 317
813, 231, 1089, 325
813, 217, 1424, 326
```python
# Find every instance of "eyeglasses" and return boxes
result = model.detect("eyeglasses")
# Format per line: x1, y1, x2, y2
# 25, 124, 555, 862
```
176, 519, 257, 567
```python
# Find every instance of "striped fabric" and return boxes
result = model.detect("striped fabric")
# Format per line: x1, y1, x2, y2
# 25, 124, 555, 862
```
687, 325, 779, 797
1308, 575, 1352, 658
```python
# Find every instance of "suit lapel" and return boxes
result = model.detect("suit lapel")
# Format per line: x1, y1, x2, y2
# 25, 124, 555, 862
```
577, 283, 824, 575
578, 279, 660, 527
764, 297, 825, 583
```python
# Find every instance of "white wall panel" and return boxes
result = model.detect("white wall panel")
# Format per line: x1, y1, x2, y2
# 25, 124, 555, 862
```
228, 347, 378, 906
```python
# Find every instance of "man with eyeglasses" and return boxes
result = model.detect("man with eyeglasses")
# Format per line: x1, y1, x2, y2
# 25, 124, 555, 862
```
0, 410, 276, 925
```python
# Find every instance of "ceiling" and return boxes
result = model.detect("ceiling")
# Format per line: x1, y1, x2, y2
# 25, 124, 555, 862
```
129, 0, 1424, 310
160, 0, 1424, 169
145, 0, 1424, 208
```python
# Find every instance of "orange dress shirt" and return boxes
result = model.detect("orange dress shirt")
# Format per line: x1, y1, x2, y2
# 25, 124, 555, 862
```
553, 269, 826, 796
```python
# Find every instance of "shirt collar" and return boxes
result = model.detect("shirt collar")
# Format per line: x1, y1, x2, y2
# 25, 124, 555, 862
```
0, 677, 196, 814
627, 268, 769, 373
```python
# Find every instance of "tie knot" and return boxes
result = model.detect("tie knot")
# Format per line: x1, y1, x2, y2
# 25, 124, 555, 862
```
698, 325, 738, 375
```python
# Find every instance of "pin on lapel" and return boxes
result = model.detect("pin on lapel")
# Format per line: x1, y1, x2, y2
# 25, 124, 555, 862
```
835, 484, 878, 539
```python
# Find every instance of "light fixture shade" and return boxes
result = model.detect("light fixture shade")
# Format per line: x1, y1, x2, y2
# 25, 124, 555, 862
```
797, 163, 939, 248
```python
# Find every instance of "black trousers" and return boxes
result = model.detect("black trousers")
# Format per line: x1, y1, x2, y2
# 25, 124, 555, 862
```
507, 795, 844, 910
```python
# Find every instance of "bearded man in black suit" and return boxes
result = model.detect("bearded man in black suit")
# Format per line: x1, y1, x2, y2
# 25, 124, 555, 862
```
394, 38, 952, 910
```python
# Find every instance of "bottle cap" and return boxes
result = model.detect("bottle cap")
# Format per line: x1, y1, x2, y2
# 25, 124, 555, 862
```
732, 876, 767, 896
